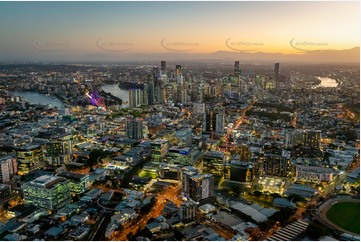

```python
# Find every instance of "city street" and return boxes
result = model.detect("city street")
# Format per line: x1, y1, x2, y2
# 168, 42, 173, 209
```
112, 184, 182, 240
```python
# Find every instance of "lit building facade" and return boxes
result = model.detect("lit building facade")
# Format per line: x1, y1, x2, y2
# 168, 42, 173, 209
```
57, 171, 90, 195
286, 129, 321, 149
45, 140, 72, 166
203, 151, 226, 176
0, 154, 17, 182
188, 174, 214, 203
126, 118, 144, 140
23, 175, 71, 210
166, 147, 193, 166
229, 160, 254, 183
16, 145, 44, 175
150, 139, 169, 162
202, 111, 225, 133
179, 201, 197, 223
263, 154, 291, 177
295, 165, 334, 183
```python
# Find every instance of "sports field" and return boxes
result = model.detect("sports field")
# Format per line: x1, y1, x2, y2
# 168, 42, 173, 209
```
326, 201, 360, 234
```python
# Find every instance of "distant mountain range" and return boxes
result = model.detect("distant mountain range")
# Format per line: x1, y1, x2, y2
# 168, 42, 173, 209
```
203, 47, 360, 63
1, 47, 359, 64
76, 47, 360, 64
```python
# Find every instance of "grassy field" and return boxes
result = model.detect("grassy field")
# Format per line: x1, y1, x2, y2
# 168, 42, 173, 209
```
138, 170, 158, 179
326, 201, 360, 234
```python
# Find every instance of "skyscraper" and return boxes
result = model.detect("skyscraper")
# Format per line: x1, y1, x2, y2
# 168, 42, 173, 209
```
147, 75, 155, 105
0, 154, 17, 183
263, 154, 291, 177
202, 111, 225, 133
179, 201, 197, 223
161, 61, 166, 73
126, 118, 144, 139
286, 129, 321, 149
235, 61, 240, 76
274, 62, 280, 88
229, 160, 253, 183
188, 174, 214, 203
175, 65, 182, 76
129, 89, 143, 108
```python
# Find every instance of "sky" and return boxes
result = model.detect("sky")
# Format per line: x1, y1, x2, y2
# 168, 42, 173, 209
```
0, 1, 359, 61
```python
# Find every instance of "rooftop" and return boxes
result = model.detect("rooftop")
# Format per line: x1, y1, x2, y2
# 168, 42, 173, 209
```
26, 175, 66, 189
57, 171, 88, 181
204, 151, 225, 158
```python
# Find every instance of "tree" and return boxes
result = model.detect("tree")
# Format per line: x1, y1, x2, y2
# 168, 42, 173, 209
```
269, 208, 295, 225
287, 194, 306, 203
2, 201, 10, 210
270, 193, 282, 198
253, 191, 263, 197
306, 222, 329, 239
127, 232, 134, 240
258, 220, 274, 230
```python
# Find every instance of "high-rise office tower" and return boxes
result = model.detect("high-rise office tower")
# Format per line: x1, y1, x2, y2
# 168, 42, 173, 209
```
147, 75, 155, 105
161, 61, 166, 73
286, 129, 321, 149
142, 83, 149, 105
179, 201, 197, 223
126, 118, 144, 139
0, 154, 17, 183
274, 62, 280, 88
129, 89, 143, 108
202, 111, 225, 133
235, 61, 240, 75
182, 166, 199, 196
175, 65, 182, 76
153, 66, 159, 80
229, 161, 253, 183
263, 154, 291, 177
188, 174, 214, 203
23, 175, 71, 210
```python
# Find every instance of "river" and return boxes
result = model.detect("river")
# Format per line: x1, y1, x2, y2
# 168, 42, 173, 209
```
11, 91, 64, 108
316, 77, 338, 88
11, 84, 129, 109
101, 84, 129, 108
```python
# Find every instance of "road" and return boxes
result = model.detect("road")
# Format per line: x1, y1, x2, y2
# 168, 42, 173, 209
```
292, 172, 348, 220
225, 99, 256, 152
202, 219, 236, 240
90, 184, 125, 194
112, 184, 182, 241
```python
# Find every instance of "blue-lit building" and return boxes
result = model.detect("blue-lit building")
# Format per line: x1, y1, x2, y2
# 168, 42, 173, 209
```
166, 147, 192, 166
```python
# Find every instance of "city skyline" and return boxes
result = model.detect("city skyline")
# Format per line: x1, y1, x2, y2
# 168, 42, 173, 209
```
0, 1, 360, 62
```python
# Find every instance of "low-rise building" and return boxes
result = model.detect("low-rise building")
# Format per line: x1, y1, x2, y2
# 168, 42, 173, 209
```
57, 171, 90, 195
295, 165, 334, 183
